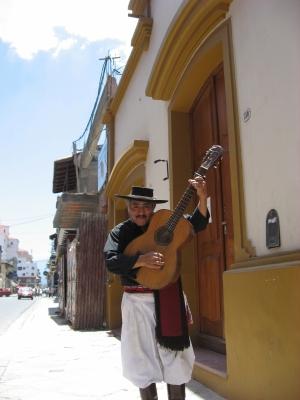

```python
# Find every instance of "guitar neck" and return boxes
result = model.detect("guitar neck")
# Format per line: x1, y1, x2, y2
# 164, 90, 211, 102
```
166, 166, 208, 232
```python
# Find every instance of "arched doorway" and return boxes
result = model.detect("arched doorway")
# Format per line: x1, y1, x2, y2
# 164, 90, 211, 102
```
167, 22, 254, 352
105, 140, 149, 329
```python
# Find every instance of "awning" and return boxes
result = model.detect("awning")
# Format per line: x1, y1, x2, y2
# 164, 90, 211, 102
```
53, 192, 99, 229
52, 156, 77, 193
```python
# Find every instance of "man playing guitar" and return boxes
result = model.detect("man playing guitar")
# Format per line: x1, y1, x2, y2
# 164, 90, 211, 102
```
104, 175, 209, 400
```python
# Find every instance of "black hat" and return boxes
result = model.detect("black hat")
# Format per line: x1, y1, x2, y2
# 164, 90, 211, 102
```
115, 186, 168, 204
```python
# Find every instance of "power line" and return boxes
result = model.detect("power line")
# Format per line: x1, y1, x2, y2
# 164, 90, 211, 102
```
1, 213, 51, 223
72, 55, 123, 151
73, 56, 109, 146
2, 215, 53, 227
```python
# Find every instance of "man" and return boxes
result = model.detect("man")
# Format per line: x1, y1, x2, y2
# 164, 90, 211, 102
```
104, 176, 209, 400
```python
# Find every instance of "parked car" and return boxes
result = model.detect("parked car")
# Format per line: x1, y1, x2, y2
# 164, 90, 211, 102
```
18, 287, 33, 300
0, 288, 11, 297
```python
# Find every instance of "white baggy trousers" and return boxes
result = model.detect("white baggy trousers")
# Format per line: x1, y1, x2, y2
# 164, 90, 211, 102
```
121, 292, 195, 389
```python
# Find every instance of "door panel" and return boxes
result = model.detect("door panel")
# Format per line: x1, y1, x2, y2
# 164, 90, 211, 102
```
191, 65, 233, 343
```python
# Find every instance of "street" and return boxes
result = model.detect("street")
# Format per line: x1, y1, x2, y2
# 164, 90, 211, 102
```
0, 297, 226, 400
0, 294, 37, 335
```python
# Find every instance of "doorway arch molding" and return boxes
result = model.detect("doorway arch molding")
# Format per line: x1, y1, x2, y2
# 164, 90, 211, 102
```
105, 140, 148, 330
168, 20, 255, 264
146, 0, 232, 100
105, 139, 149, 202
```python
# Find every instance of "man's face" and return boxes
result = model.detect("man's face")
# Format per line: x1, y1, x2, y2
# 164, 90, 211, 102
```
127, 200, 155, 226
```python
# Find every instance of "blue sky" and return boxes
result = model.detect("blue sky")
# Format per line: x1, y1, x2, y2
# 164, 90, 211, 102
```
0, 1, 136, 261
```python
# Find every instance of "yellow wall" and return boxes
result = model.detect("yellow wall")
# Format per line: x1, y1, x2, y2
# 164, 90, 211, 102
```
192, 262, 300, 400
106, 276, 123, 329
224, 262, 300, 400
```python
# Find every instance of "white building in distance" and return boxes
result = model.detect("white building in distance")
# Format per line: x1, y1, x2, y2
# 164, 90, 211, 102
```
0, 224, 38, 286
17, 250, 38, 286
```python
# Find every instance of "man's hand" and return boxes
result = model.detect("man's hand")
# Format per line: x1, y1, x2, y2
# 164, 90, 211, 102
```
134, 251, 164, 270
188, 175, 208, 217
188, 176, 207, 200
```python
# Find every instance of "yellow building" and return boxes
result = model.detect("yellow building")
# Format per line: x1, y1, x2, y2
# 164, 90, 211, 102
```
102, 1, 300, 399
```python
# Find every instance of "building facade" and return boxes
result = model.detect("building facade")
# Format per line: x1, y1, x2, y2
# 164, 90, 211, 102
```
101, 1, 300, 399
5, 238, 19, 261
16, 250, 38, 286
0, 225, 11, 261
0, 225, 19, 287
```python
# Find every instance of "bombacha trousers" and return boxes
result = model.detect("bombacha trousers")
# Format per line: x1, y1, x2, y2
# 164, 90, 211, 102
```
121, 292, 195, 389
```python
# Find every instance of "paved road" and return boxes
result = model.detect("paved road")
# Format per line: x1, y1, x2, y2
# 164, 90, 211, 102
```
0, 294, 37, 335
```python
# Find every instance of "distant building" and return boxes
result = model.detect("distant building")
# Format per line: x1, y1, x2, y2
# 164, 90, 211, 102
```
0, 224, 39, 287
17, 250, 38, 286
6, 238, 19, 261
0, 225, 18, 288
0, 225, 19, 262
0, 262, 14, 289
0, 225, 10, 261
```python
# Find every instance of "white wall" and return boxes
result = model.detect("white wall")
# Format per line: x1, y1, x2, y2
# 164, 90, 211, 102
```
114, 0, 300, 255
229, 0, 300, 255
114, 0, 184, 207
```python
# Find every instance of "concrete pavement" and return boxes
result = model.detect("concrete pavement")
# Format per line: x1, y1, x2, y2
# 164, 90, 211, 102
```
0, 297, 226, 400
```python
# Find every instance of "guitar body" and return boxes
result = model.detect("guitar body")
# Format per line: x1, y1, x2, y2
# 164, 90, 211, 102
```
124, 209, 194, 289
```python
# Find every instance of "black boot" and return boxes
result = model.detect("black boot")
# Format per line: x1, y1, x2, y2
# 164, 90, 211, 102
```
139, 383, 158, 400
167, 384, 185, 400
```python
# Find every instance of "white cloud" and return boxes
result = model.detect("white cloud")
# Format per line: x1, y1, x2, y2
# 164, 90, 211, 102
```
52, 37, 77, 58
0, 0, 136, 59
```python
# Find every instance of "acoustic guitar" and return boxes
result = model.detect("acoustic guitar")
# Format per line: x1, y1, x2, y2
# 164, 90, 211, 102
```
124, 145, 224, 289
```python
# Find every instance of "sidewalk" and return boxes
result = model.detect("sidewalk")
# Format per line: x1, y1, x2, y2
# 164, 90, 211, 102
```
0, 297, 226, 400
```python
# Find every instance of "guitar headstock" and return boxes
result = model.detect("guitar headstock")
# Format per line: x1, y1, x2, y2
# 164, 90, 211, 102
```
195, 145, 224, 178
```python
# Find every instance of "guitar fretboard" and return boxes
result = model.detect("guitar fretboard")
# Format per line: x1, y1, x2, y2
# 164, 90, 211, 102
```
165, 166, 208, 233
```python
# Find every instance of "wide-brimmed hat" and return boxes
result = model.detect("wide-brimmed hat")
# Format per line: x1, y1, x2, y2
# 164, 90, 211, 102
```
115, 186, 168, 204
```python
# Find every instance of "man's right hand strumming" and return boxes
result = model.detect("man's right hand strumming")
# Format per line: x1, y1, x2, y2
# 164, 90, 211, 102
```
134, 251, 165, 270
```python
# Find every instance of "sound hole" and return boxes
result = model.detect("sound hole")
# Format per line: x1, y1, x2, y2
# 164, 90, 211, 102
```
154, 226, 173, 246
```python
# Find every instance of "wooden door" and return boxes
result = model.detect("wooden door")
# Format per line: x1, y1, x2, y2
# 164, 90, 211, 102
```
191, 65, 233, 349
